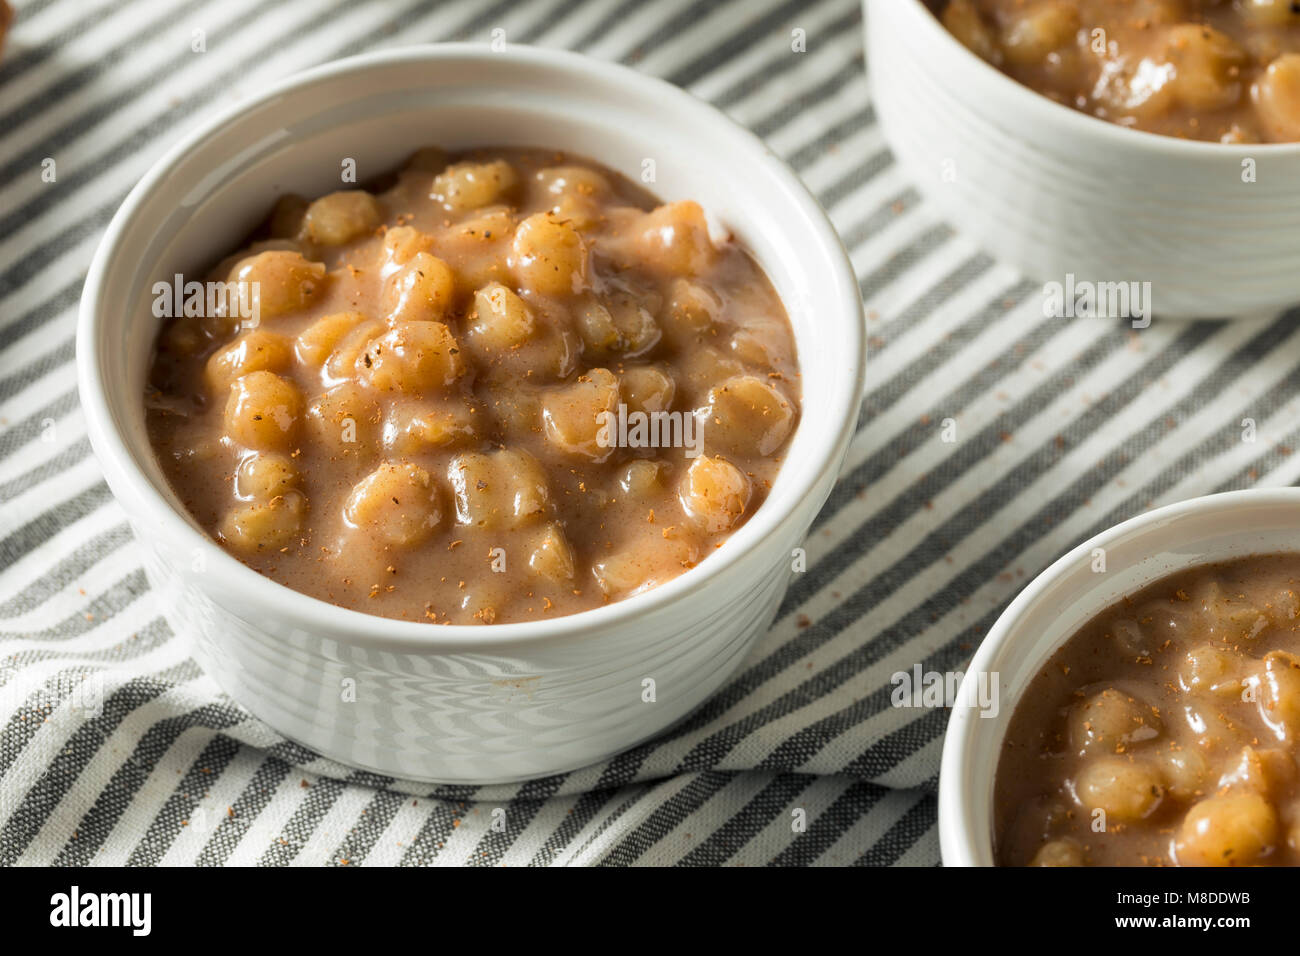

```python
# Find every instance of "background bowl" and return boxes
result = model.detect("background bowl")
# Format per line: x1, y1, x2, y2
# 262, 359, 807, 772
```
865, 0, 1300, 319
76, 44, 865, 784
939, 487, 1300, 866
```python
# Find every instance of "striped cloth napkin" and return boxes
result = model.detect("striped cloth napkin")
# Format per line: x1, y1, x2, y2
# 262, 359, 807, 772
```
2, 0, 1297, 867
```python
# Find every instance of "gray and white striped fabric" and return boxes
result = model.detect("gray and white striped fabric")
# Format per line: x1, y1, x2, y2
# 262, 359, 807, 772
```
2, 0, 1296, 867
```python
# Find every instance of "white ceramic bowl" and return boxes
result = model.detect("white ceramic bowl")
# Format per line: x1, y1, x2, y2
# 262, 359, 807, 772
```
865, 0, 1300, 319
939, 487, 1300, 866
76, 44, 865, 784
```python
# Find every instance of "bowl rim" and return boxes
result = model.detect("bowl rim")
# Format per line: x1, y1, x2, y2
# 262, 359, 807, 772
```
884, 0, 1300, 155
937, 485, 1300, 866
75, 42, 866, 655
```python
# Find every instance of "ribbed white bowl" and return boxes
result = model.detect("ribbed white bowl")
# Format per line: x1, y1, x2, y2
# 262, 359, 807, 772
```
866, 0, 1300, 319
77, 45, 865, 784
939, 488, 1300, 866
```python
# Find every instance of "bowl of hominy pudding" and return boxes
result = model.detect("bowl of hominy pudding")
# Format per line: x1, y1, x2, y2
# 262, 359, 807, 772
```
940, 488, 1300, 867
75, 45, 865, 784
866, 0, 1300, 319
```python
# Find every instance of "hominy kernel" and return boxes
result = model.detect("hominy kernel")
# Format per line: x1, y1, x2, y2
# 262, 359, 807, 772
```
680, 455, 750, 533
382, 251, 456, 323
357, 321, 464, 393
344, 462, 443, 547
432, 159, 518, 212
205, 329, 292, 394
228, 250, 326, 322
510, 212, 588, 296
301, 191, 383, 246
224, 371, 302, 451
